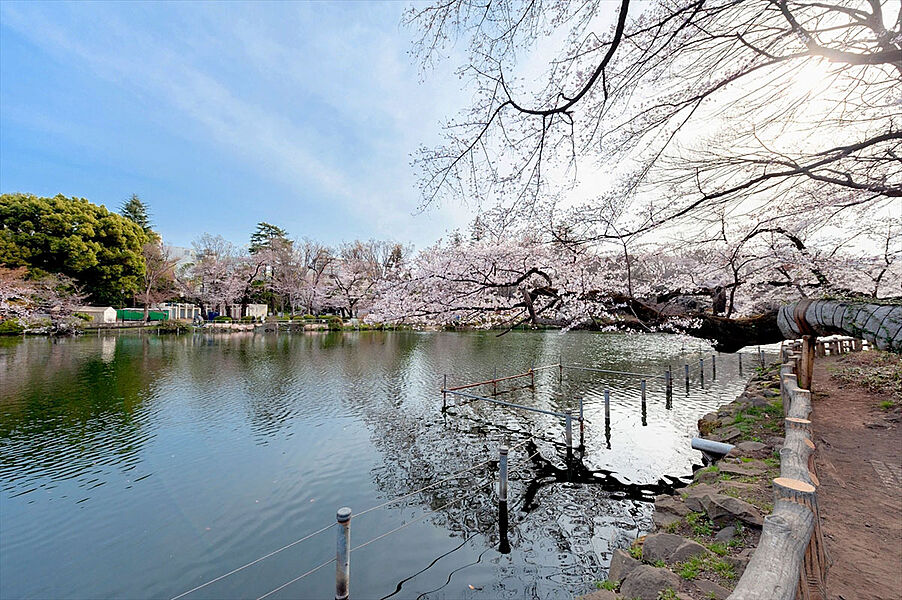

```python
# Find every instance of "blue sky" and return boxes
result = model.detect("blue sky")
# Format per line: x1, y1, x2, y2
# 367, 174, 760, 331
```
0, 1, 474, 249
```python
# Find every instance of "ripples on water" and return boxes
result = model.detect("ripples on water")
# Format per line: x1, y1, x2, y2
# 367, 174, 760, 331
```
0, 332, 777, 599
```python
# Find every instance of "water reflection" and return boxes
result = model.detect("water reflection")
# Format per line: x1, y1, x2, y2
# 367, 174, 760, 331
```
0, 332, 776, 600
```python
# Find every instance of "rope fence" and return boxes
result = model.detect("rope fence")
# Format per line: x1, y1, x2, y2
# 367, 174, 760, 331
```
170, 436, 539, 600
249, 443, 543, 600
175, 350, 777, 600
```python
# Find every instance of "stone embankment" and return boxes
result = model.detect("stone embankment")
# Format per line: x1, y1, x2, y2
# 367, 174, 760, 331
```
582, 365, 788, 600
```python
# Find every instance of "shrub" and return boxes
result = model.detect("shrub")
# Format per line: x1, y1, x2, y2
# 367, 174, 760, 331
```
213, 316, 233, 322
0, 319, 25, 335
240, 316, 256, 322
157, 322, 189, 334
301, 314, 316, 320
73, 312, 93, 322
327, 316, 343, 331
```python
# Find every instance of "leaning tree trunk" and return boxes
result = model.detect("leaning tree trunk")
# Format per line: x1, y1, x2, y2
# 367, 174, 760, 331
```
777, 300, 902, 352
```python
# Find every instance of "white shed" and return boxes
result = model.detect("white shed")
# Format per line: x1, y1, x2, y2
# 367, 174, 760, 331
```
76, 306, 117, 324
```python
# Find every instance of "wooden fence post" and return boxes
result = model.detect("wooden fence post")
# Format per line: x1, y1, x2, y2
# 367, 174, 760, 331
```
799, 336, 815, 391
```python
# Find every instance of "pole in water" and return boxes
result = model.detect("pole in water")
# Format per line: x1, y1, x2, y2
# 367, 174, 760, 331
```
579, 396, 585, 435
442, 374, 448, 411
493, 366, 498, 395
498, 446, 508, 503
738, 352, 743, 375
665, 369, 673, 406
699, 357, 705, 387
498, 498, 511, 554
684, 364, 690, 392
335, 507, 351, 600
558, 353, 563, 384
711, 354, 716, 379
604, 389, 611, 422
641, 379, 647, 426
565, 411, 573, 450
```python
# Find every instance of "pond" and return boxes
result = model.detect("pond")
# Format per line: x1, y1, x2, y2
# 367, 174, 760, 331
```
0, 331, 771, 599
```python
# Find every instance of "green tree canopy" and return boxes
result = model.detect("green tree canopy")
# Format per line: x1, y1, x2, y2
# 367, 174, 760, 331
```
120, 193, 152, 233
0, 193, 147, 305
249, 222, 289, 254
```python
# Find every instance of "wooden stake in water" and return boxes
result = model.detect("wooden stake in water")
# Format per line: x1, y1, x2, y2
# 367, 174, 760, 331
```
665, 369, 673, 407
738, 352, 743, 375
498, 446, 508, 503
565, 411, 573, 450
604, 389, 610, 422
684, 363, 690, 392
711, 354, 716, 379
640, 379, 647, 427
442, 374, 448, 411
335, 507, 351, 600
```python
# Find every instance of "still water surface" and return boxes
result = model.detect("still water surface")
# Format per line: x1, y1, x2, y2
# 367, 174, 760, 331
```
0, 331, 768, 599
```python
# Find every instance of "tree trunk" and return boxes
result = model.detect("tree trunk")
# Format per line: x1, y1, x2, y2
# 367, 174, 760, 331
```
777, 300, 901, 352
634, 298, 900, 352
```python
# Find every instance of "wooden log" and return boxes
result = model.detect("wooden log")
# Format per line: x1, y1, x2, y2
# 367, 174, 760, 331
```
780, 428, 815, 487
785, 387, 812, 420
729, 499, 815, 600
786, 417, 812, 437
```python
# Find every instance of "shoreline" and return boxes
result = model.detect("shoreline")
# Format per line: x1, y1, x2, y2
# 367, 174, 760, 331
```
585, 364, 785, 600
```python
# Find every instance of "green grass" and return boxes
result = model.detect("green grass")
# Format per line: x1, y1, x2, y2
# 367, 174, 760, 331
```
629, 544, 643, 560
595, 580, 618, 591
678, 559, 701, 580
654, 559, 667, 568
678, 554, 736, 581
706, 541, 728, 556
722, 487, 740, 498
658, 589, 679, 600
880, 400, 895, 410
687, 512, 714, 536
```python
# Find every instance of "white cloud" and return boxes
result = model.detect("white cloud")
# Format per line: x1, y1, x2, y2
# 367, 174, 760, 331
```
0, 2, 475, 246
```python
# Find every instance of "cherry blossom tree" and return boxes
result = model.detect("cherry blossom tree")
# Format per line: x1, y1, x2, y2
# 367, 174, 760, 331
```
178, 234, 248, 318
0, 267, 85, 333
399, 0, 901, 347
325, 240, 408, 318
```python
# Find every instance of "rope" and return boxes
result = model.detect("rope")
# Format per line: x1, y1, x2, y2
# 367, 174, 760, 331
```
254, 557, 336, 600
350, 477, 496, 553
251, 438, 539, 600
355, 438, 533, 518
169, 522, 335, 600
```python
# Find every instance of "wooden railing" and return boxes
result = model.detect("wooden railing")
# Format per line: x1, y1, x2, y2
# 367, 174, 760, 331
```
728, 337, 844, 600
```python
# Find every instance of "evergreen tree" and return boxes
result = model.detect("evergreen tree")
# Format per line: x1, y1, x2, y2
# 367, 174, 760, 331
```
120, 194, 152, 233
1, 193, 147, 305
249, 222, 289, 254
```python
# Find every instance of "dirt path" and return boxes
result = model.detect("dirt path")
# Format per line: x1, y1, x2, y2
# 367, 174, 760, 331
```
811, 355, 902, 600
